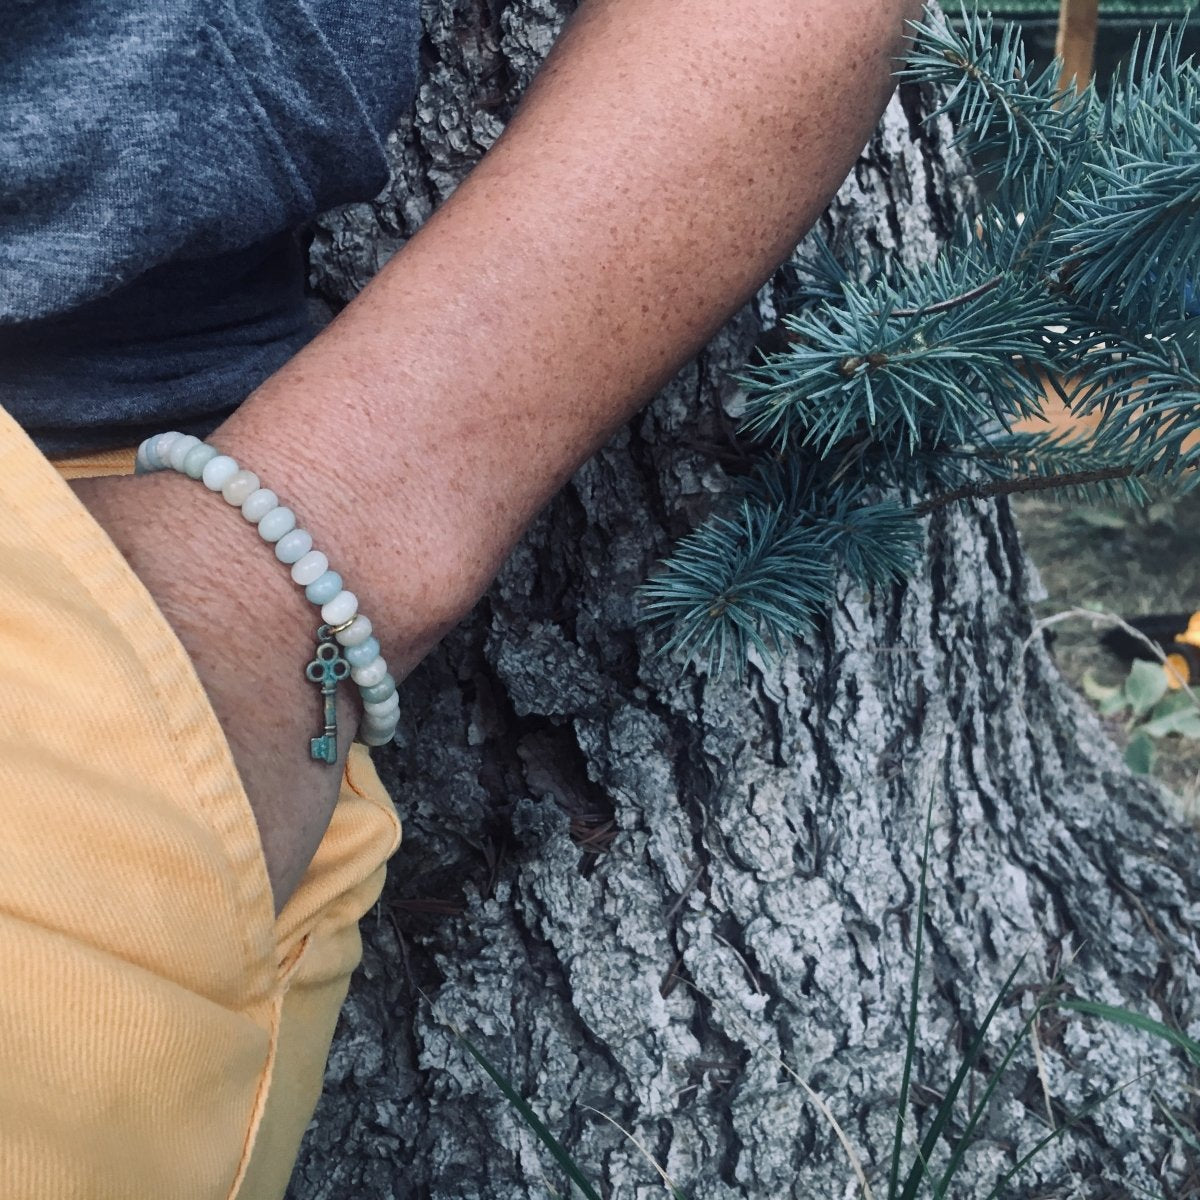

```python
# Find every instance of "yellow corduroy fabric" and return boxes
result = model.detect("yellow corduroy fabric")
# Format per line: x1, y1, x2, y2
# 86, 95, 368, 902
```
0, 408, 402, 1200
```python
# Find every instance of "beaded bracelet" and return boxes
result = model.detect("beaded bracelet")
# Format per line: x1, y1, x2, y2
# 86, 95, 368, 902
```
134, 431, 399, 758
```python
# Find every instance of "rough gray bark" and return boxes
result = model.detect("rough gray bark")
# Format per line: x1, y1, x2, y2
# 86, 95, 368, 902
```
291, 4, 1200, 1197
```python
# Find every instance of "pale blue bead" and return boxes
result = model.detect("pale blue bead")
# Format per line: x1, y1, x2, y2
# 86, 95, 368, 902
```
167, 434, 201, 472
241, 488, 278, 522
363, 692, 400, 718
274, 528, 313, 564
344, 636, 380, 668
183, 443, 219, 480
359, 673, 396, 704
136, 439, 157, 472
360, 725, 396, 747
305, 570, 342, 605
202, 455, 240, 491
258, 507, 297, 543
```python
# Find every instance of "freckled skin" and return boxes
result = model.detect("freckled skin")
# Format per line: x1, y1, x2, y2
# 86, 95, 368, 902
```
74, 0, 923, 911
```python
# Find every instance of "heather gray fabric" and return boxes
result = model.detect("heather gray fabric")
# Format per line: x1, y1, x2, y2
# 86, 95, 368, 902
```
0, 0, 419, 454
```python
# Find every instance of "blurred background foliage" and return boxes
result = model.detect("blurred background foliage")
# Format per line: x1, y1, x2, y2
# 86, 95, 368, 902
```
988, 0, 1200, 811
982, 0, 1197, 93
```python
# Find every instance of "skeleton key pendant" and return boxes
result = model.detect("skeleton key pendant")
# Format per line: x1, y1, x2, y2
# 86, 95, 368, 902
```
305, 636, 351, 764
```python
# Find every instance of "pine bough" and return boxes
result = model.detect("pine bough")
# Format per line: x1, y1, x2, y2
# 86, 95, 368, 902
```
642, 6, 1200, 673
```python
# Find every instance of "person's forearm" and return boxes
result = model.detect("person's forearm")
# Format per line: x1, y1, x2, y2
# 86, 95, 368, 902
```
227, 0, 920, 629
74, 0, 920, 909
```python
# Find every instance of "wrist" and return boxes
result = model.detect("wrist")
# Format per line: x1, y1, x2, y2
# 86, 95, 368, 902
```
210, 386, 501, 668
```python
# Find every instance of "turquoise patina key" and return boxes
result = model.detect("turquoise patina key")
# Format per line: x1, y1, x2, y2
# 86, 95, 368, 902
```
305, 636, 351, 764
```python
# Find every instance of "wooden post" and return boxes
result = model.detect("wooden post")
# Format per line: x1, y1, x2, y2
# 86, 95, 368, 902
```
1057, 0, 1100, 91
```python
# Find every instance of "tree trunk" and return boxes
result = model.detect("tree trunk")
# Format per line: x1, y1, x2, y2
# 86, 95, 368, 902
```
290, 4, 1200, 1197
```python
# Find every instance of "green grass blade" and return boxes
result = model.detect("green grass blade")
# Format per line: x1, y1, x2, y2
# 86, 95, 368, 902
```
887, 785, 937, 1200
1125, 1182, 1168, 1200
1056, 999, 1200, 1068
980, 1072, 1152, 1200
896, 953, 1028, 1200
456, 1031, 604, 1200
931, 972, 1059, 1198
1155, 1095, 1200, 1153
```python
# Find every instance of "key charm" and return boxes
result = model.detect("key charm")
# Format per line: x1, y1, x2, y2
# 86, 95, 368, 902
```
305, 634, 351, 764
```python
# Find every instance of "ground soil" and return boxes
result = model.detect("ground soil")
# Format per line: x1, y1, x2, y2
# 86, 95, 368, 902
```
1013, 488, 1200, 823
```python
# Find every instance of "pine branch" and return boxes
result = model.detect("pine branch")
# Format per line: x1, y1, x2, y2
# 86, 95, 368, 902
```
644, 6, 1200, 672
913, 464, 1138, 516
739, 266, 1063, 459
891, 275, 1003, 318
898, 3, 1092, 177
1066, 335, 1200, 485
638, 502, 837, 675
1055, 135, 1200, 324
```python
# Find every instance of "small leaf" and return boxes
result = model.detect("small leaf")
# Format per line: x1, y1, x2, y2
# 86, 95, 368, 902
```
1142, 703, 1200, 739
1098, 691, 1131, 717
1142, 712, 1183, 738
1082, 669, 1121, 703
1140, 692, 1197, 737
1172, 713, 1200, 739
1125, 731, 1155, 775
1124, 660, 1169, 717
1148, 692, 1194, 721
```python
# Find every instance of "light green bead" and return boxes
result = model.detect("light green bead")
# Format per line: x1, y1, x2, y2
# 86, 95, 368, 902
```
258, 507, 297, 543
274, 528, 313, 564
350, 655, 388, 687
221, 469, 259, 506
241, 488, 278, 522
167, 434, 202, 471
183, 443, 219, 479
359, 673, 395, 704
305, 570, 342, 605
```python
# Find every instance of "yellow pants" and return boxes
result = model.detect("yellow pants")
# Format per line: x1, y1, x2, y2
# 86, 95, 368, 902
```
0, 408, 402, 1199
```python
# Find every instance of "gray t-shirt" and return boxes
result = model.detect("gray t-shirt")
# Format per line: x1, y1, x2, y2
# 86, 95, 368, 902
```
0, 0, 419, 454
